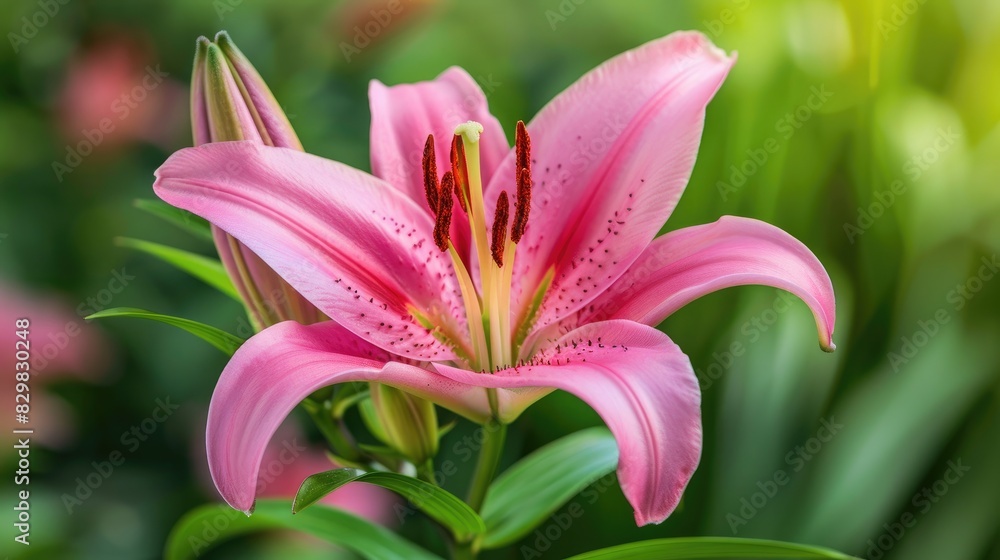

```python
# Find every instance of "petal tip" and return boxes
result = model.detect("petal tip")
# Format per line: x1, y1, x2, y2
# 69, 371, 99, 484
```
822, 339, 837, 353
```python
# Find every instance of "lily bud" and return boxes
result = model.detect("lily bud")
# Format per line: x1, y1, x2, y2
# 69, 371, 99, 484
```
367, 383, 439, 466
191, 31, 322, 329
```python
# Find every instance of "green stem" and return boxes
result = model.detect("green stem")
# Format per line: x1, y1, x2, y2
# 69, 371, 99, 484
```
466, 417, 506, 513
452, 542, 475, 560
416, 459, 438, 485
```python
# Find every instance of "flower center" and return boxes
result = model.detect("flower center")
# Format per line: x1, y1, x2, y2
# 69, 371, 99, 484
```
421, 120, 532, 372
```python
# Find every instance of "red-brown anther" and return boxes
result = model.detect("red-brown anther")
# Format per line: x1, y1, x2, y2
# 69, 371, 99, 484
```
434, 171, 455, 252
512, 121, 532, 243
422, 135, 439, 214
515, 120, 531, 175
491, 191, 510, 267
450, 135, 469, 213
513, 167, 531, 243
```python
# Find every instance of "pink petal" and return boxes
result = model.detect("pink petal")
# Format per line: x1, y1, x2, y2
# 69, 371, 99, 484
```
369, 67, 508, 205
208, 320, 492, 513
434, 320, 701, 526
570, 216, 837, 351
485, 32, 735, 335
154, 142, 467, 362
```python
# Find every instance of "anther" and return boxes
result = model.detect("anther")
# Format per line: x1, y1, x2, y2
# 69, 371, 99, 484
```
491, 191, 510, 267
515, 120, 531, 174
450, 135, 469, 213
512, 121, 532, 243
434, 171, 455, 252
422, 135, 439, 214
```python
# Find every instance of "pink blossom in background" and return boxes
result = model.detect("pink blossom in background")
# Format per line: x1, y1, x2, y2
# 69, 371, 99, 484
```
190, 412, 397, 525
57, 31, 185, 156
1, 281, 108, 447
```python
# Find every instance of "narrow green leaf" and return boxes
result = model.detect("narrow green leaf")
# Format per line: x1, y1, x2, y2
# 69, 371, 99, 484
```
566, 537, 859, 559
481, 427, 618, 548
87, 307, 242, 355
164, 499, 440, 560
116, 237, 240, 301
294, 468, 485, 542
133, 198, 213, 242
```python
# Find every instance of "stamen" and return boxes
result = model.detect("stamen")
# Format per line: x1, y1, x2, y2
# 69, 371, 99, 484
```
515, 120, 531, 173
513, 168, 531, 243
512, 121, 532, 243
491, 191, 509, 267
422, 135, 439, 214
450, 135, 469, 213
434, 172, 455, 252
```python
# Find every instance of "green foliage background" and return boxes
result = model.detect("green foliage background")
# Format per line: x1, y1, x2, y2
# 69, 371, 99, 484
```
1, 0, 998, 558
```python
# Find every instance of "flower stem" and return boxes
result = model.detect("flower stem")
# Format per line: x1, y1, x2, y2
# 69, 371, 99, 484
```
452, 542, 476, 560
466, 417, 506, 512
417, 459, 438, 485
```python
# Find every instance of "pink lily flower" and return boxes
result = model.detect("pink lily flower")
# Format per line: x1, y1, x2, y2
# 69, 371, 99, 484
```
154, 31, 836, 526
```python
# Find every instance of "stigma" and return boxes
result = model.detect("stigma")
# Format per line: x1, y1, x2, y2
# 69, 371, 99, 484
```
420, 120, 533, 372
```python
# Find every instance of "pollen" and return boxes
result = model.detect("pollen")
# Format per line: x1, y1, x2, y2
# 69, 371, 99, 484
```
450, 135, 469, 213
422, 135, 439, 214
434, 171, 455, 252
512, 121, 532, 243
492, 191, 510, 267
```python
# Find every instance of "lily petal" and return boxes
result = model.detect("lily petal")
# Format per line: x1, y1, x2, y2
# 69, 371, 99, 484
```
486, 31, 735, 334
155, 141, 467, 361
435, 320, 701, 526
208, 320, 492, 514
571, 216, 837, 351
369, 67, 508, 205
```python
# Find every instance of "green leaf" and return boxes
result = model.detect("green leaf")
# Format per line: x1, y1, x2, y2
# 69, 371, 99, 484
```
116, 237, 240, 301
294, 468, 485, 543
480, 427, 618, 549
87, 307, 243, 355
164, 499, 440, 560
133, 198, 213, 242
566, 537, 859, 559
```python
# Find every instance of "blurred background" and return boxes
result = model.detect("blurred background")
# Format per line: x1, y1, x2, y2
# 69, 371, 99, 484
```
1, 0, 999, 558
